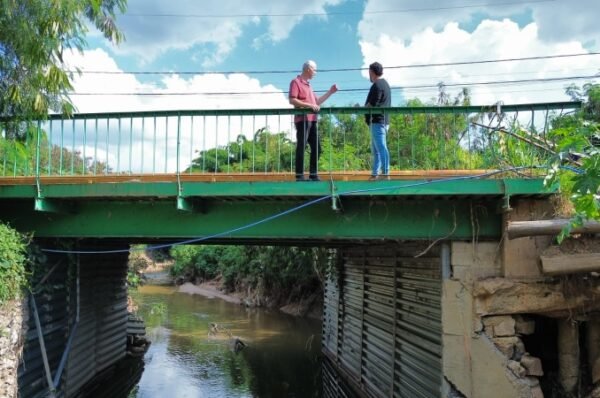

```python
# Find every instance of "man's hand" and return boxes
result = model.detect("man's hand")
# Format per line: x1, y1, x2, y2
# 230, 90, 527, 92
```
310, 103, 320, 112
329, 84, 338, 94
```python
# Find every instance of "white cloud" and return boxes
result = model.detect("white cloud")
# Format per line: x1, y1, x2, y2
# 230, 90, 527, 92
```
65, 49, 290, 112
358, 0, 600, 48
358, 4, 600, 104
113, 0, 345, 65
530, 0, 599, 47
62, 49, 294, 173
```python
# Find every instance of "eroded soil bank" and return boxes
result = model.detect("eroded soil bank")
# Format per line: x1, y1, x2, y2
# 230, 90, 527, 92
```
0, 299, 27, 398
170, 279, 323, 319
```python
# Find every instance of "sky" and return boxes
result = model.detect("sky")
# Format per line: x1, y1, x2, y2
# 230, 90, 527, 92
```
65, 0, 600, 114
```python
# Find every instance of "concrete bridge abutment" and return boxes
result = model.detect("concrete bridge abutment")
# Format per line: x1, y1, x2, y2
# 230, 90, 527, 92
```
443, 198, 600, 398
324, 198, 600, 398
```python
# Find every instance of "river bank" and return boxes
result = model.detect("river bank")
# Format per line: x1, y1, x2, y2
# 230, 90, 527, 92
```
135, 245, 326, 320
143, 272, 323, 319
177, 279, 323, 319
0, 299, 27, 398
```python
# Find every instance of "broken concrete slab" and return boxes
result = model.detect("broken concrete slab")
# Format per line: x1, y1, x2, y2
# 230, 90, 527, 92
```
521, 354, 544, 377
514, 315, 536, 335
483, 315, 516, 337
474, 278, 600, 317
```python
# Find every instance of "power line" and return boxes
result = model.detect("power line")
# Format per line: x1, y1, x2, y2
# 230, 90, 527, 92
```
256, 66, 600, 87
68, 74, 598, 96
385, 53, 600, 71
123, 0, 554, 19
67, 52, 600, 76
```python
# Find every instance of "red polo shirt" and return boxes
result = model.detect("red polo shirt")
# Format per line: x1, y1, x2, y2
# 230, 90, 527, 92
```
289, 75, 318, 123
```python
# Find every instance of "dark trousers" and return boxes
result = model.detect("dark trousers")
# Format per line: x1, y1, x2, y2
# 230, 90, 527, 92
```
295, 121, 321, 177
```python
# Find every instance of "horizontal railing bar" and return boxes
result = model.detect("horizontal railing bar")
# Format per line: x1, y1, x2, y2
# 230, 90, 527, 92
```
0, 101, 581, 122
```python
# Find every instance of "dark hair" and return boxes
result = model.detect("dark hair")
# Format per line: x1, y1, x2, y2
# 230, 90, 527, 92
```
369, 62, 383, 76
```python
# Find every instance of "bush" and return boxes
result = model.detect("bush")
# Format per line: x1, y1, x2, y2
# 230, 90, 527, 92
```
170, 245, 222, 281
0, 223, 28, 303
170, 244, 332, 299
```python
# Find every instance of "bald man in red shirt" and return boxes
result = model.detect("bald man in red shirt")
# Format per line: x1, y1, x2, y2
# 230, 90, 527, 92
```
289, 60, 338, 181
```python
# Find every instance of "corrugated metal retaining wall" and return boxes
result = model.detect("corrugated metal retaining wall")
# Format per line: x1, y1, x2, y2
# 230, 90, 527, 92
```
323, 355, 361, 398
18, 241, 129, 398
323, 243, 442, 398
65, 247, 129, 397
18, 253, 69, 398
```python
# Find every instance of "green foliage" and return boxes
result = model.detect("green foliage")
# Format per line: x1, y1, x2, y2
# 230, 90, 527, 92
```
183, 88, 480, 174
495, 120, 550, 168
318, 114, 370, 171
170, 244, 333, 299
0, 223, 28, 303
146, 247, 171, 263
0, 125, 110, 176
545, 83, 600, 241
127, 271, 141, 288
127, 245, 155, 288
169, 244, 206, 280
186, 130, 295, 173
149, 302, 167, 316
0, 0, 126, 121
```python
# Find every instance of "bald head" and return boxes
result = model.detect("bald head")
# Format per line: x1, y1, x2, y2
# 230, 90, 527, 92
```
302, 60, 317, 72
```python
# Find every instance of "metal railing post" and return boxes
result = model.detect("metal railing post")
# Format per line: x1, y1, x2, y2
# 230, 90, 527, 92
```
176, 114, 182, 192
128, 117, 133, 175
59, 119, 64, 175
35, 121, 42, 198
70, 119, 75, 175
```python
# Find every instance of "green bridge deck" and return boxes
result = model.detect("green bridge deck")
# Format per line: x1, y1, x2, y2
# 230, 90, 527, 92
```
0, 174, 551, 242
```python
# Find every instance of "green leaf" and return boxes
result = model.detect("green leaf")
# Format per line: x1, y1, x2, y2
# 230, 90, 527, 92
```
0, 0, 126, 117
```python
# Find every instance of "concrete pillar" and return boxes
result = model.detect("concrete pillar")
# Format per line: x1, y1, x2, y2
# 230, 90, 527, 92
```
558, 318, 580, 394
502, 199, 553, 279
588, 318, 600, 385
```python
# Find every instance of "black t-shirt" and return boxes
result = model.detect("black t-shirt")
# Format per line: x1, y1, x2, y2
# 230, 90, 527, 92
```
364, 78, 391, 124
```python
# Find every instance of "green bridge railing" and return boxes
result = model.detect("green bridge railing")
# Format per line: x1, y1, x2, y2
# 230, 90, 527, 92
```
0, 101, 581, 179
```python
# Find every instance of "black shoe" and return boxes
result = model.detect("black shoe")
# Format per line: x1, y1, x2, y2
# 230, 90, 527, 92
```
369, 175, 390, 181
309, 175, 321, 181
296, 175, 307, 182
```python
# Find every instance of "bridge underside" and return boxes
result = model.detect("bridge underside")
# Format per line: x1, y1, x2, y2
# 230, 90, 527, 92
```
0, 177, 550, 242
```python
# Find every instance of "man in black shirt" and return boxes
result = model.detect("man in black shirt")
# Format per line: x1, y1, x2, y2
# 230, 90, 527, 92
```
364, 62, 391, 180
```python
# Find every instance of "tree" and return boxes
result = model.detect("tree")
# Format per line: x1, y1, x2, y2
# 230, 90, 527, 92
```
0, 0, 126, 122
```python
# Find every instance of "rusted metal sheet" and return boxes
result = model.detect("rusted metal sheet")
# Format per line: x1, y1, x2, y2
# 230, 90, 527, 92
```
323, 243, 442, 398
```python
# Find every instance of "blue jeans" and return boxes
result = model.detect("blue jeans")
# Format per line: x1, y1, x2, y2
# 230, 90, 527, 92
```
370, 123, 389, 176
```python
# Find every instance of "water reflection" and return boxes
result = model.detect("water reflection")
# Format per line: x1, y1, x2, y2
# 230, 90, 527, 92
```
130, 285, 322, 398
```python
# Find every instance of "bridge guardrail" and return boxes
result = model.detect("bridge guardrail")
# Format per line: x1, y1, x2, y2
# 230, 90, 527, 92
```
0, 102, 581, 180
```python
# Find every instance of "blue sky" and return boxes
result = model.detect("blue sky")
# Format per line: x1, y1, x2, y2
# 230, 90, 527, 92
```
67, 0, 600, 113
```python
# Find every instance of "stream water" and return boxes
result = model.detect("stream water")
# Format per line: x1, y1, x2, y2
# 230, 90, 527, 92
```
123, 285, 323, 398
